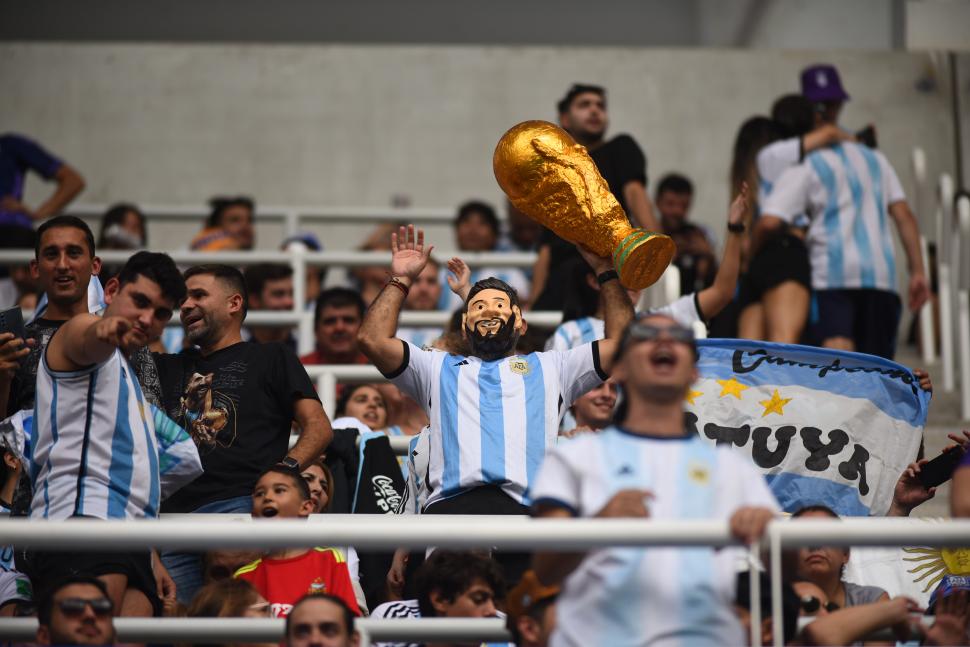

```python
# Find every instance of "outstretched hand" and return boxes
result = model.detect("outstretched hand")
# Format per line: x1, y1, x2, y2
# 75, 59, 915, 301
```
446, 257, 472, 301
94, 316, 144, 350
390, 225, 434, 281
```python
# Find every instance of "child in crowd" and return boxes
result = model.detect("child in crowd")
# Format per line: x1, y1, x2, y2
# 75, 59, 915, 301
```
0, 419, 31, 616
234, 467, 361, 618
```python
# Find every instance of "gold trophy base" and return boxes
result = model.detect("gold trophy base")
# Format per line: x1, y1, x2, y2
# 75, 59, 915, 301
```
612, 230, 677, 290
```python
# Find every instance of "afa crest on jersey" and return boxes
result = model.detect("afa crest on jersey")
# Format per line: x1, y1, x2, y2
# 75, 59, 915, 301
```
508, 358, 530, 376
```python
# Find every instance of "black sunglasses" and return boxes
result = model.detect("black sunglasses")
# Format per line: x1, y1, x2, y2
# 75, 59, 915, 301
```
799, 596, 839, 614
627, 322, 696, 344
57, 597, 113, 618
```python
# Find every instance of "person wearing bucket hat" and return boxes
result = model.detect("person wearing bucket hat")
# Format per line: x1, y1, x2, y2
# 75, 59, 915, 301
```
800, 64, 850, 126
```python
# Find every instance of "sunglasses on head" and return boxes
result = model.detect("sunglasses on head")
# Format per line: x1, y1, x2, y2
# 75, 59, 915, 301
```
57, 597, 113, 618
799, 596, 839, 614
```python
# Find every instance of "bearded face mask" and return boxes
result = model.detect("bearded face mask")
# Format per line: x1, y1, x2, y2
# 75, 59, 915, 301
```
462, 288, 524, 361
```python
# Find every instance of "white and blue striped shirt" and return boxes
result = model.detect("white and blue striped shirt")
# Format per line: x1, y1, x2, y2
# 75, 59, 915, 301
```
762, 142, 906, 292
437, 267, 531, 313
389, 342, 604, 508
544, 294, 705, 352
29, 347, 161, 520
531, 428, 779, 647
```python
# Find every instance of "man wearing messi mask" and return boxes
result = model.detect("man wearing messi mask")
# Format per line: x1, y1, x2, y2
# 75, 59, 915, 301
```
359, 225, 633, 580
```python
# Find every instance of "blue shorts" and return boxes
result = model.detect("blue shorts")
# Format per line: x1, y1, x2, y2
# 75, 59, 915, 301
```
813, 288, 902, 359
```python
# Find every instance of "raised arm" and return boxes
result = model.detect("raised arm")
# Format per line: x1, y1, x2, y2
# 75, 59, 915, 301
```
46, 313, 140, 372
622, 181, 660, 232
357, 225, 434, 375
445, 256, 472, 302
288, 398, 333, 469
888, 200, 929, 312
575, 246, 634, 375
697, 184, 748, 320
33, 164, 86, 221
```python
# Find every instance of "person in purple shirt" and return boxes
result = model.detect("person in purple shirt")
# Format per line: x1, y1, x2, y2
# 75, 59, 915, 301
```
0, 133, 85, 230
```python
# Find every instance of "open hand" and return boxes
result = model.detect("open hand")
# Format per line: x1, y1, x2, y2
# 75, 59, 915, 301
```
729, 182, 749, 227
446, 257, 471, 300
390, 225, 434, 281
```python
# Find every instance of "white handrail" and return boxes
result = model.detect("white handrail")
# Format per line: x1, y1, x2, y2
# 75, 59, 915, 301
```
939, 174, 956, 393
957, 195, 970, 420
0, 616, 511, 645
912, 148, 936, 365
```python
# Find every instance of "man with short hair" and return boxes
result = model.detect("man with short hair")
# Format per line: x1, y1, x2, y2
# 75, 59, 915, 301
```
532, 84, 658, 310
155, 264, 333, 603
439, 201, 531, 312
754, 66, 929, 359
23, 251, 187, 616
243, 263, 297, 349
301, 288, 369, 365
191, 196, 255, 251
36, 576, 116, 646
285, 593, 359, 647
656, 173, 717, 294
531, 312, 780, 646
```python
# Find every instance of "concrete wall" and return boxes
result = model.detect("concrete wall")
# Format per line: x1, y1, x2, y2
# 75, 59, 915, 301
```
1, 43, 956, 254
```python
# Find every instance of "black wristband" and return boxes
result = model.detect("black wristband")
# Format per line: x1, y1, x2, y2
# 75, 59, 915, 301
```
596, 269, 619, 285
727, 222, 746, 233
277, 456, 300, 472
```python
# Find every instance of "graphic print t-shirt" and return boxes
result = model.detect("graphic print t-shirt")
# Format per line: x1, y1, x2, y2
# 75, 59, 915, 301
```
154, 341, 318, 512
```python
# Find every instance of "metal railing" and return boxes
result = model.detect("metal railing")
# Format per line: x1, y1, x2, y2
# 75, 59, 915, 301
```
0, 516, 967, 647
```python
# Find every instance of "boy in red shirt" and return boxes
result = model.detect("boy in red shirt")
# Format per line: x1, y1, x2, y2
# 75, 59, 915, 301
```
234, 467, 361, 618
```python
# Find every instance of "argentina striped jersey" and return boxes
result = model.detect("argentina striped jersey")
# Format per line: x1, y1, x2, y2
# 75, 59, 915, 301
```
762, 142, 906, 291
29, 347, 161, 520
389, 341, 605, 508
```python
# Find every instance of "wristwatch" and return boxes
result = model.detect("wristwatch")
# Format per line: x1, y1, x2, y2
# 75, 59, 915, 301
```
596, 269, 620, 285
278, 456, 300, 471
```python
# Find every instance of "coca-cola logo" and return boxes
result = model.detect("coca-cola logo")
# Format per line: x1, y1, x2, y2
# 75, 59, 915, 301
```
372, 475, 402, 513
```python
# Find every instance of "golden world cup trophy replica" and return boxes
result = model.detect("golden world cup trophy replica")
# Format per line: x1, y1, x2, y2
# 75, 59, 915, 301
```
493, 120, 675, 289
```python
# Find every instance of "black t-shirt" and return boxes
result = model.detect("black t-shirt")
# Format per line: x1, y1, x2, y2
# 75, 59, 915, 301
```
154, 341, 318, 512
533, 134, 648, 311
7, 318, 163, 416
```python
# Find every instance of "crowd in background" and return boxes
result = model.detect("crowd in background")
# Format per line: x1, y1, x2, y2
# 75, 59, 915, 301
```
0, 62, 969, 647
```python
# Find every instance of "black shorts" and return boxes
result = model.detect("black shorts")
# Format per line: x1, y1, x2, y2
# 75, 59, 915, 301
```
738, 233, 811, 309
17, 549, 161, 616
813, 288, 902, 359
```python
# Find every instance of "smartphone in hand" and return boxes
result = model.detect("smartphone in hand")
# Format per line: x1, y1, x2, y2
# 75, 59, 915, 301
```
0, 306, 25, 340
918, 446, 965, 489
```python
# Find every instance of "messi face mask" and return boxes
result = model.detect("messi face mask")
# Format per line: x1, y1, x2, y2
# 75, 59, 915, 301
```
465, 311, 520, 361
463, 286, 522, 361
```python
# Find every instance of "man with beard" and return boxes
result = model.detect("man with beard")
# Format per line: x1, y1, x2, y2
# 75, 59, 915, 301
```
358, 225, 633, 581
154, 264, 332, 604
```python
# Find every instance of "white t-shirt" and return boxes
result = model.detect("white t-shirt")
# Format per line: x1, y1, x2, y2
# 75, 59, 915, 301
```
530, 427, 779, 647
761, 142, 906, 292
389, 342, 604, 507
544, 294, 705, 352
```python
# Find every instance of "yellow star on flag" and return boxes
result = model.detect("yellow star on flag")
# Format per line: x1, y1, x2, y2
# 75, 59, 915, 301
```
716, 377, 749, 399
759, 389, 792, 417
685, 389, 703, 405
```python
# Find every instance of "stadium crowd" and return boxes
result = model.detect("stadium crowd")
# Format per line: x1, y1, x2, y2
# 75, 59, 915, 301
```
0, 64, 969, 647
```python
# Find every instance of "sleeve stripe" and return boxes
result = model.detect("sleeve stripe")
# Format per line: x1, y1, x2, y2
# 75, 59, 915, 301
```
381, 340, 410, 379
693, 291, 707, 325
591, 340, 608, 381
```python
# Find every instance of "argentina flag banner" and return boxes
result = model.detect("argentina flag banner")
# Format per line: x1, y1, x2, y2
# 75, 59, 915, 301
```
687, 339, 930, 516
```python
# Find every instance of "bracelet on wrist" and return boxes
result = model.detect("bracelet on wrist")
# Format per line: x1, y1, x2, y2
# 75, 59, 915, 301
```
387, 276, 410, 297
727, 222, 746, 233
596, 269, 619, 285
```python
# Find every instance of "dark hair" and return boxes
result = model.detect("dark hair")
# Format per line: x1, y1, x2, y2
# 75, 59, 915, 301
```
735, 571, 800, 644
286, 593, 356, 638
730, 116, 784, 205
314, 287, 366, 329
256, 466, 312, 503
466, 277, 520, 310
655, 173, 694, 199
187, 578, 261, 619
560, 257, 598, 322
37, 576, 112, 626
557, 83, 606, 115
415, 550, 506, 618
771, 94, 816, 138
98, 203, 146, 248
243, 263, 293, 302
116, 251, 186, 305
335, 384, 383, 419
506, 595, 557, 644
35, 215, 95, 259
184, 265, 249, 317
207, 196, 254, 228
791, 504, 839, 519
456, 200, 500, 237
